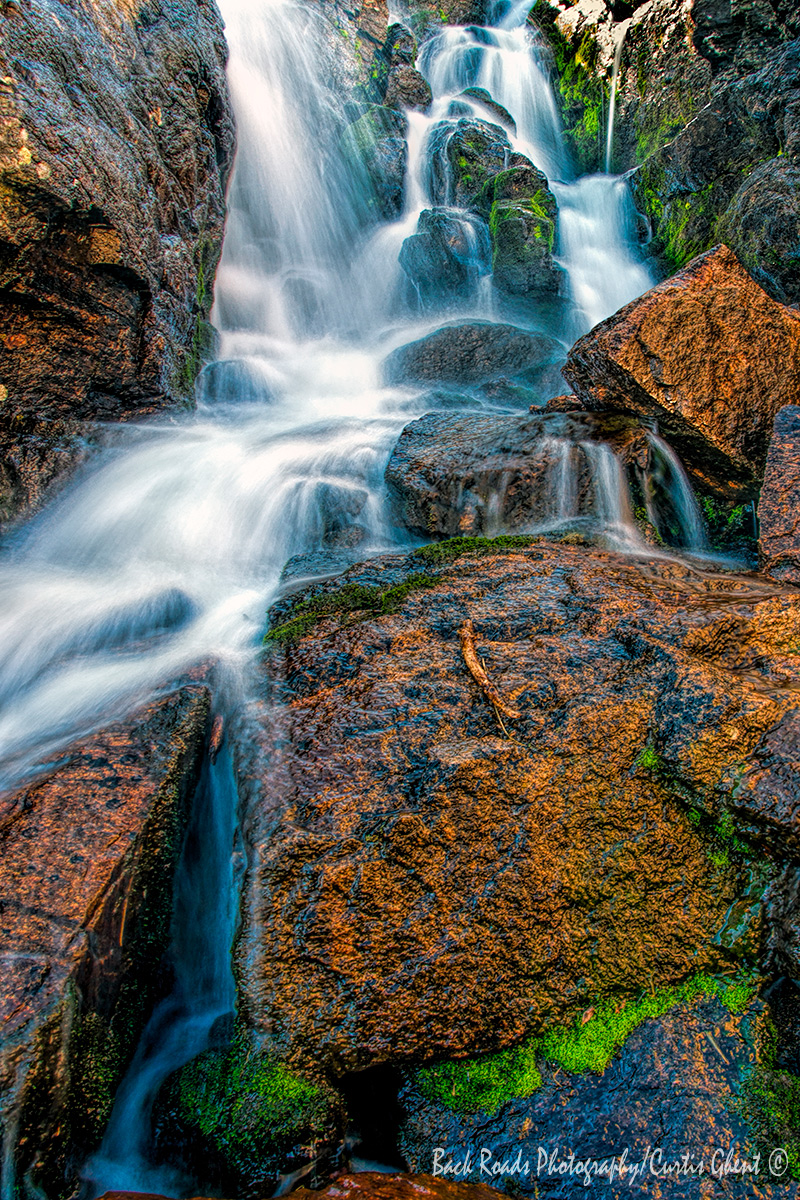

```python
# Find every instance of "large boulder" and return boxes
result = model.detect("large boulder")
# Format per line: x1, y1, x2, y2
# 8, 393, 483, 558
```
759, 406, 800, 585
399, 209, 491, 309
383, 322, 563, 387
237, 541, 800, 1089
0, 0, 235, 527
0, 687, 211, 1198
426, 118, 512, 207
716, 158, 800, 306
563, 245, 800, 499
477, 166, 563, 299
385, 65, 432, 112
384, 410, 651, 538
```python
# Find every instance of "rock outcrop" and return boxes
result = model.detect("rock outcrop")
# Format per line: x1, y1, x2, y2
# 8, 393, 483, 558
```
383, 321, 563, 388
384, 410, 650, 538
563, 246, 800, 498
399, 210, 491, 310
0, 0, 235, 529
0, 687, 211, 1198
235, 541, 800, 1093
476, 166, 563, 299
759, 406, 800, 585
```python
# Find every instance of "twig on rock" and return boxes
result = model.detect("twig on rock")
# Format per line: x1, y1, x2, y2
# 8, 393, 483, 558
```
459, 619, 521, 721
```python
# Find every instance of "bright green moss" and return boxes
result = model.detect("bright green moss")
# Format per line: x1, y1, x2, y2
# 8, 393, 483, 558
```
176, 1038, 334, 1175
417, 1044, 542, 1115
412, 534, 542, 566
634, 745, 662, 773
415, 973, 758, 1115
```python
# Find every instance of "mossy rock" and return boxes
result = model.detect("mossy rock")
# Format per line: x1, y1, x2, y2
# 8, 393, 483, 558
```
155, 1036, 343, 1192
489, 198, 560, 297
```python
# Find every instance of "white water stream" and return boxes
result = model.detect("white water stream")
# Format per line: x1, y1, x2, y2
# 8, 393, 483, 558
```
0, 0, 699, 1192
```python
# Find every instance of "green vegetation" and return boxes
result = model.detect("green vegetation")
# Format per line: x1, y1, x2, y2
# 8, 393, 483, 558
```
634, 745, 663, 773
539, 973, 757, 1074
417, 1044, 542, 1115
531, 4, 605, 174
414, 973, 758, 1115
738, 1023, 800, 1184
175, 1037, 336, 1177
264, 573, 438, 645
412, 533, 542, 567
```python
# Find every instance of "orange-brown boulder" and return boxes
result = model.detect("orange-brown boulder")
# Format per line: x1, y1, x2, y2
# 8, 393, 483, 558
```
292, 1173, 501, 1199
238, 541, 800, 1076
759, 405, 800, 585
563, 245, 800, 498
0, 686, 210, 1199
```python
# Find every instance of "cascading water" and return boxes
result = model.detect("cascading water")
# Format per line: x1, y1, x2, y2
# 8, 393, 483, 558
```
0, 0, 709, 1192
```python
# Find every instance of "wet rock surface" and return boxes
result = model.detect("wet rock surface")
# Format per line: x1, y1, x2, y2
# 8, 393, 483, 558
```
0, 0, 235, 527
343, 106, 409, 222
384, 410, 650, 538
426, 118, 512, 207
399, 998, 780, 1198
0, 686, 210, 1196
294, 1175, 501, 1198
563, 246, 800, 498
759, 406, 800, 585
383, 321, 563, 387
399, 210, 491, 310
239, 542, 800, 1081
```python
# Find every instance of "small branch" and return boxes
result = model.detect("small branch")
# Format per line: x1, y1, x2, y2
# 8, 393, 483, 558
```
459, 619, 521, 721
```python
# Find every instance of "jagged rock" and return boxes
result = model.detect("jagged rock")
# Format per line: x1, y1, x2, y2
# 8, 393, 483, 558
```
543, 393, 584, 412
0, 0, 235, 526
382, 321, 563, 386
459, 87, 516, 132
426, 118, 512, 207
563, 246, 800, 498
384, 410, 650, 537
342, 105, 409, 220
385, 22, 417, 66
238, 542, 800, 1083
759, 406, 800, 585
0, 687, 211, 1198
399, 209, 491, 308
399, 997, 768, 1198
385, 65, 433, 112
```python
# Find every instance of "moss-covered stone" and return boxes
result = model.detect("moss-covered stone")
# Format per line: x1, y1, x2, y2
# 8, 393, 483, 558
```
531, 2, 605, 174
158, 1035, 343, 1191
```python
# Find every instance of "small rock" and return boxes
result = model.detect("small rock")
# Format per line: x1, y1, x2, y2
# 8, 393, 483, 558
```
459, 87, 516, 132
385, 65, 432, 112
382, 321, 563, 386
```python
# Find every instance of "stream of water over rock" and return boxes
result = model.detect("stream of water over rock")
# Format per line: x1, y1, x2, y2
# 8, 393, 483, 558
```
0, 0, 704, 1192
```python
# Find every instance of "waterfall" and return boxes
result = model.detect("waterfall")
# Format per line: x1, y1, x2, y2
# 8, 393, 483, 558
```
604, 20, 630, 174
645, 433, 708, 552
0, 0, 709, 1191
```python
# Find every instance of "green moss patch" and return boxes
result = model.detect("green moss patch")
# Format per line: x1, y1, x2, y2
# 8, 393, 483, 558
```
264, 573, 438, 646
739, 1066, 800, 1180
173, 1038, 338, 1179
417, 1044, 542, 1115
414, 973, 758, 1115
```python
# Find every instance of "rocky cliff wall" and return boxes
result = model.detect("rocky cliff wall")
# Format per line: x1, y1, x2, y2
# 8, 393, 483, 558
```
0, 0, 235, 529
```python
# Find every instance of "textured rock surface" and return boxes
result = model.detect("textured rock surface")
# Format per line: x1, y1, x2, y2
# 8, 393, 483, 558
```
476, 166, 562, 299
343, 106, 409, 222
563, 246, 800, 498
399, 998, 778, 1198
385, 410, 650, 538
426, 118, 512, 207
293, 1175, 502, 1199
383, 322, 563, 387
0, 687, 210, 1197
759, 406, 800, 585
385, 65, 433, 112
238, 542, 800, 1079
0, 0, 235, 527
399, 210, 491, 310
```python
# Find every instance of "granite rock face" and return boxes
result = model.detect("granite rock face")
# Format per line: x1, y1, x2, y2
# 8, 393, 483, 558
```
759, 406, 800, 585
0, 687, 211, 1198
0, 0, 235, 528
236, 542, 800, 1086
563, 246, 800, 499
